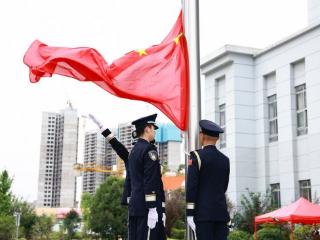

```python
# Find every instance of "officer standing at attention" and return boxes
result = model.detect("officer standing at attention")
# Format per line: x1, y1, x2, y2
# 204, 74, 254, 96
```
186, 120, 230, 240
128, 114, 166, 240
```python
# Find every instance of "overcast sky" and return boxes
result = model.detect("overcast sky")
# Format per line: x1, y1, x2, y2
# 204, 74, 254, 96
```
0, 0, 308, 202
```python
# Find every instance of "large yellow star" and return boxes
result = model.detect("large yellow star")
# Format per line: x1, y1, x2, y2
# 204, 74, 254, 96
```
136, 49, 147, 56
174, 33, 183, 44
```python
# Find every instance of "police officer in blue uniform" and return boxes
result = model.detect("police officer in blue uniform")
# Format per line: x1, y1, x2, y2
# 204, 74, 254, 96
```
101, 128, 165, 209
90, 115, 132, 240
90, 114, 165, 239
186, 120, 230, 240
128, 114, 166, 240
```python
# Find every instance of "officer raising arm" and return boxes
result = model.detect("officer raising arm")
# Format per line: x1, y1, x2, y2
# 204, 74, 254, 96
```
89, 114, 166, 239
128, 114, 166, 240
186, 120, 230, 240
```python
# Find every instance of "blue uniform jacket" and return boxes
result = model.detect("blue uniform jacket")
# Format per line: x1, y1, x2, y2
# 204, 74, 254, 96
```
128, 138, 165, 216
186, 145, 230, 222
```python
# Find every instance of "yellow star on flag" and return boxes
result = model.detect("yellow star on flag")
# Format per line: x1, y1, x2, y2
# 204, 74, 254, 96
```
174, 33, 183, 44
136, 49, 147, 56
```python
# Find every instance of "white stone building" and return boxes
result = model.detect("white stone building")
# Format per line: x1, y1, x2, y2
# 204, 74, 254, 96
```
201, 0, 320, 208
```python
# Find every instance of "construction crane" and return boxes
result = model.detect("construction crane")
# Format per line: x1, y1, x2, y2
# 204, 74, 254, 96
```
67, 100, 74, 110
74, 163, 114, 173
73, 159, 125, 177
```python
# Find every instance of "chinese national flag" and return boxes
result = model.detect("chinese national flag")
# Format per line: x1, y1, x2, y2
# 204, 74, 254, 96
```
23, 11, 189, 130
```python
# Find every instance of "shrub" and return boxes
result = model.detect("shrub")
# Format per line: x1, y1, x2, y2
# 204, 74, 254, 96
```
228, 230, 251, 240
294, 224, 320, 240
171, 227, 185, 239
174, 220, 185, 229
49, 232, 63, 240
256, 224, 289, 240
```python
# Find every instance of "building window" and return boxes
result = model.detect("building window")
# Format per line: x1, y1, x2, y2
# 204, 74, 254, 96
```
268, 95, 278, 142
219, 104, 226, 148
296, 84, 308, 136
299, 180, 311, 201
270, 183, 281, 208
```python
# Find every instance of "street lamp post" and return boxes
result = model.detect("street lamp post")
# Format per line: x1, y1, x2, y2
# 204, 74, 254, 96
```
14, 211, 21, 240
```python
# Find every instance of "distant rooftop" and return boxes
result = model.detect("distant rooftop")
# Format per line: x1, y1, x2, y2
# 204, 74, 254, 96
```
162, 175, 185, 191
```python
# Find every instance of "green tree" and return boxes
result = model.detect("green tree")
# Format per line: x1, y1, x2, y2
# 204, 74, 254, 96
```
0, 170, 13, 215
89, 176, 127, 239
165, 189, 185, 237
177, 164, 185, 174
63, 209, 81, 239
80, 192, 93, 236
0, 215, 15, 240
0, 170, 41, 240
232, 190, 271, 234
12, 197, 37, 239
162, 163, 170, 174
31, 214, 54, 240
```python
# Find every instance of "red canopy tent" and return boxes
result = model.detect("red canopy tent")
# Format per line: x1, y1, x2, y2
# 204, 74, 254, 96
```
254, 197, 320, 240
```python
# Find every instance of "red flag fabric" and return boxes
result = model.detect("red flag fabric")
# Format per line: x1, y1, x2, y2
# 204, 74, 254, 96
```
23, 11, 189, 130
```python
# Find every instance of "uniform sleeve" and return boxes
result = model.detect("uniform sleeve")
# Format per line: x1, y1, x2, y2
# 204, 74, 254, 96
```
160, 174, 166, 213
224, 157, 230, 193
120, 158, 131, 206
102, 128, 129, 162
120, 173, 131, 206
109, 138, 129, 162
186, 151, 200, 216
143, 147, 160, 209
102, 129, 131, 206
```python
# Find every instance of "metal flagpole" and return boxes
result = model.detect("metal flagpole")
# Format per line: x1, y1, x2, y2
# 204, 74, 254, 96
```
182, 0, 201, 239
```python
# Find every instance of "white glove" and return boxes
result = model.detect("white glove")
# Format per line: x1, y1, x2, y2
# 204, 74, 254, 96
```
88, 114, 104, 129
147, 208, 158, 229
162, 213, 166, 227
187, 216, 196, 233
